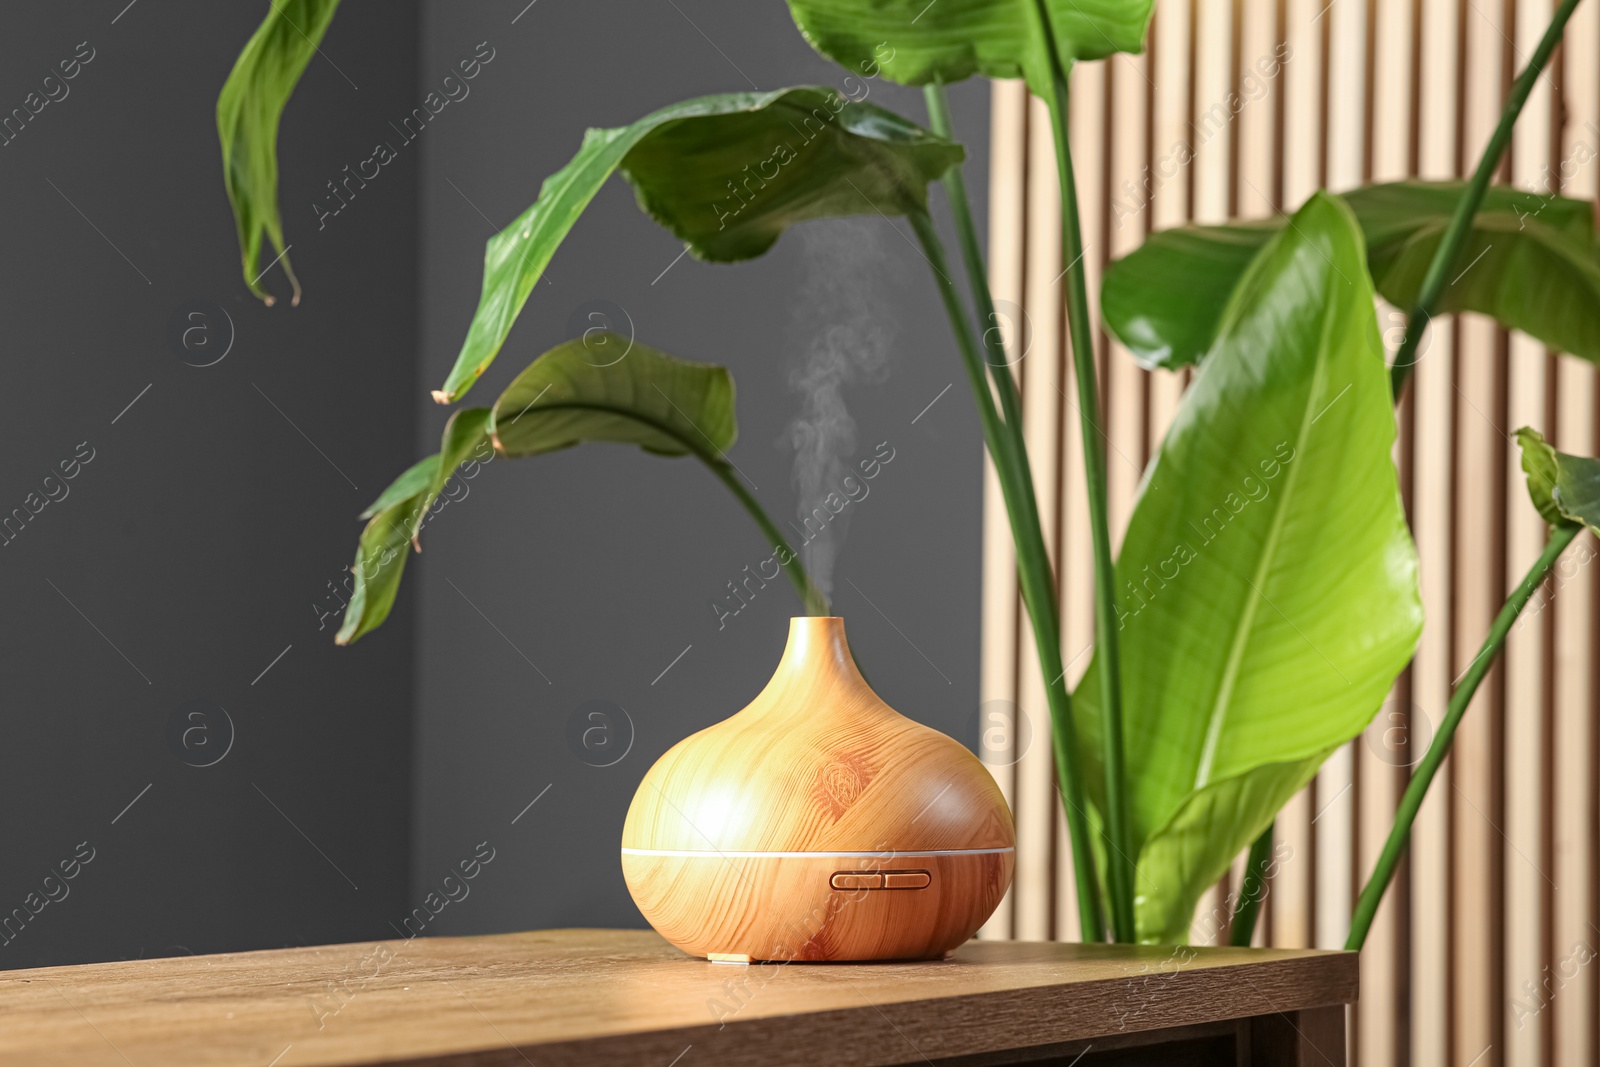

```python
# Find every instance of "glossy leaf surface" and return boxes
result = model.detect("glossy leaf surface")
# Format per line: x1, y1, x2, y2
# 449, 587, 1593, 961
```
1102, 182, 1600, 370
783, 0, 1155, 97
439, 88, 961, 402
1075, 193, 1423, 942
339, 336, 736, 644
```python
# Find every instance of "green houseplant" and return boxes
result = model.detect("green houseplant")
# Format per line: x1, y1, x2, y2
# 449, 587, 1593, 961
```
216, 0, 1598, 948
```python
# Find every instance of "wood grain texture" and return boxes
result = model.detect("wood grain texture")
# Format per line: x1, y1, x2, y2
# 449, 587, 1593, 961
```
0, 929, 1358, 1067
621, 617, 1014, 960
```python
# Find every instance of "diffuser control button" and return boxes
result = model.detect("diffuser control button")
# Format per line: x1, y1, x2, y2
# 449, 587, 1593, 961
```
883, 871, 932, 890
829, 872, 882, 891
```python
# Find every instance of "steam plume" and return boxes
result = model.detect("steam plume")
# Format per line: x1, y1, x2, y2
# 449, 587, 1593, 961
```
785, 220, 893, 607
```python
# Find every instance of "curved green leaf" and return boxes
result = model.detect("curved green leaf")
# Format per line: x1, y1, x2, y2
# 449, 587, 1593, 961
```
336, 480, 426, 647
438, 88, 961, 403
340, 336, 741, 644
1103, 181, 1600, 370
1515, 428, 1564, 525
489, 334, 734, 460
1075, 192, 1423, 942
336, 408, 491, 645
1516, 427, 1600, 530
216, 0, 340, 305
784, 0, 1155, 96
359, 454, 435, 520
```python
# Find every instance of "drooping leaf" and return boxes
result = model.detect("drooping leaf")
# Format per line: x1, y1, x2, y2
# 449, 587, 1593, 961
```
216, 0, 340, 305
1515, 428, 1565, 526
1099, 220, 1278, 369
339, 336, 739, 644
1515, 427, 1600, 530
336, 480, 426, 646
359, 455, 435, 520
783, 0, 1155, 97
1102, 181, 1600, 369
417, 408, 494, 535
438, 88, 962, 403
490, 334, 735, 460
1075, 192, 1423, 943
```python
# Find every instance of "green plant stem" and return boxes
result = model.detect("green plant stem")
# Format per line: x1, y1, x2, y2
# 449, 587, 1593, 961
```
922, 82, 1028, 432
1229, 823, 1274, 946
1390, 0, 1583, 399
908, 206, 1106, 943
1347, 521, 1580, 950
706, 459, 829, 616
1022, 0, 1136, 945
924, 81, 1118, 937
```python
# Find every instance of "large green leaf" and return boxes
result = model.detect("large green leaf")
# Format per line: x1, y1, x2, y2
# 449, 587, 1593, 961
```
784, 0, 1155, 97
1515, 428, 1600, 530
437, 88, 961, 403
216, 0, 340, 305
1103, 181, 1600, 369
1075, 192, 1423, 943
339, 335, 737, 644
489, 335, 734, 460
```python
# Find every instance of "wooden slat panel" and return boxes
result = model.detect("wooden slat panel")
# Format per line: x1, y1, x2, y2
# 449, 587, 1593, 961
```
980, 10, 1599, 1067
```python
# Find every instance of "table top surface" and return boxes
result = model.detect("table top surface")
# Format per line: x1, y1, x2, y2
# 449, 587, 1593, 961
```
0, 928, 1357, 1067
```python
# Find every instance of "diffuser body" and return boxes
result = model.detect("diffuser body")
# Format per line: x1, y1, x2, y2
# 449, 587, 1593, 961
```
621, 617, 1015, 962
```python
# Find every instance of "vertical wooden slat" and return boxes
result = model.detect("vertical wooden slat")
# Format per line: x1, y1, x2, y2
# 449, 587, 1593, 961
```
1106, 37, 1151, 551
1551, 5, 1599, 1061
1358, 0, 1416, 1061
1409, 2, 1463, 1062
1235, 0, 1280, 223
1013, 91, 1065, 943
1226, 0, 1276, 948
1505, 4, 1555, 1062
1454, 1, 1513, 1061
1146, 0, 1192, 458
1183, 0, 1235, 948
1054, 59, 1106, 938
1314, 0, 1364, 989
1270, 0, 1328, 958
978, 78, 1030, 942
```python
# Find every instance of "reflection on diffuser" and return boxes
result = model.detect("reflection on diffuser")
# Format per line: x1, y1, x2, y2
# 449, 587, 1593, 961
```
622, 616, 1015, 962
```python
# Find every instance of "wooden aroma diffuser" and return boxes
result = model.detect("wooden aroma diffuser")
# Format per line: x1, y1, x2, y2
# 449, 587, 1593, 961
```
621, 616, 1015, 962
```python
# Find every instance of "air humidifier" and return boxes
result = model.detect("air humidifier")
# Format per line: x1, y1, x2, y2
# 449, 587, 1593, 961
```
621, 616, 1015, 962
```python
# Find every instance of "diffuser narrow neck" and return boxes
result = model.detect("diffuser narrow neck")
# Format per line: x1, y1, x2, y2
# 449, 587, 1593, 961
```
774, 616, 866, 689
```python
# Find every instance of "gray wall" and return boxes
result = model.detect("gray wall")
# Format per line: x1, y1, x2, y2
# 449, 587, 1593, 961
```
412, 0, 989, 936
0, 0, 986, 969
0, 2, 417, 969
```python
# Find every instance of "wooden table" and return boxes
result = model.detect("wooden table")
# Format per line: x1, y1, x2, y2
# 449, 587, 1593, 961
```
0, 929, 1356, 1066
